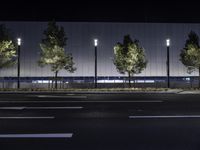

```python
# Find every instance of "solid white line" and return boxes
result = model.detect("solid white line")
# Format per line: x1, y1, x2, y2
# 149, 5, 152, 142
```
37, 95, 87, 99
177, 91, 200, 94
0, 100, 163, 103
129, 115, 200, 119
0, 116, 55, 119
0, 107, 25, 110
0, 106, 83, 110
0, 133, 73, 138
25, 106, 83, 110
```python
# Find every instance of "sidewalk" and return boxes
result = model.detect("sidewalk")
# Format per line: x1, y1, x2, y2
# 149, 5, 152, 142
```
177, 90, 200, 94
0, 89, 184, 94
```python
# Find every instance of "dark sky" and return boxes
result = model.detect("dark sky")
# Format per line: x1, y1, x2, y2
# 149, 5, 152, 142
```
1, 0, 200, 23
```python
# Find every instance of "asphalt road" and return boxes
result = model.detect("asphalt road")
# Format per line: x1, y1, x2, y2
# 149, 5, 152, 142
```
1, 93, 200, 150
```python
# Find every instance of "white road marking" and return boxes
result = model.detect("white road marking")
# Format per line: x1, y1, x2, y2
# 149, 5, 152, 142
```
0, 116, 55, 119
0, 106, 83, 110
0, 100, 163, 103
25, 106, 83, 110
129, 115, 200, 119
66, 94, 75, 96
37, 95, 87, 99
0, 133, 73, 138
0, 107, 25, 110
177, 91, 200, 94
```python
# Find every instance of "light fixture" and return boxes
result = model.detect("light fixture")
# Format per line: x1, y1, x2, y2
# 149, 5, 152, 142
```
166, 38, 170, 47
17, 38, 21, 46
94, 39, 98, 47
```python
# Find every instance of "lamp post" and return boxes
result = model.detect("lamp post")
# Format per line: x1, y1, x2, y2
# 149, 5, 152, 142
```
94, 39, 98, 88
17, 38, 21, 89
166, 38, 170, 88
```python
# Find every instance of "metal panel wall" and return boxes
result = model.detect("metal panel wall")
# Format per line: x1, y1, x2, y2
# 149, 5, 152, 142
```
0, 22, 200, 77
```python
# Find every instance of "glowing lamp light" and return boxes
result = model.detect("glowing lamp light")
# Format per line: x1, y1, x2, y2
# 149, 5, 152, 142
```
94, 39, 98, 47
17, 38, 21, 46
166, 38, 170, 47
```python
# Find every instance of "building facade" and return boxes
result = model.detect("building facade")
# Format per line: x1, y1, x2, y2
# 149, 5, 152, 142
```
0, 22, 200, 83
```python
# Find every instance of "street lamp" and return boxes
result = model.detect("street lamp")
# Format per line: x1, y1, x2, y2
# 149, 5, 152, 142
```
94, 39, 98, 88
17, 38, 21, 89
166, 38, 170, 88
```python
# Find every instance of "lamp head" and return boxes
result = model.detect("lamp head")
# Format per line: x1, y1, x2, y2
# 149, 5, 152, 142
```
166, 38, 170, 47
17, 38, 21, 46
94, 39, 98, 47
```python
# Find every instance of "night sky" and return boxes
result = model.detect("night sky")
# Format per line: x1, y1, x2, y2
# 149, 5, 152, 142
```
0, 0, 200, 23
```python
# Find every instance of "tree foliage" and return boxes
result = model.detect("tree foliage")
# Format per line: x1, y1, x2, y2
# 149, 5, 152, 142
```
180, 31, 200, 74
42, 21, 67, 48
0, 24, 16, 69
39, 21, 76, 74
113, 35, 147, 75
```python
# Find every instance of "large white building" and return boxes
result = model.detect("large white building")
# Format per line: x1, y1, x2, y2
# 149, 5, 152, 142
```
0, 22, 200, 82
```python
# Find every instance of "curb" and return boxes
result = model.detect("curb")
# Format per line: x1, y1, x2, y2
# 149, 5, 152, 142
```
0, 90, 181, 94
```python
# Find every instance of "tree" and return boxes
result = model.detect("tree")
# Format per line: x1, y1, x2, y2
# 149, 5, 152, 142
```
39, 21, 76, 89
180, 31, 200, 88
0, 24, 16, 70
113, 35, 147, 88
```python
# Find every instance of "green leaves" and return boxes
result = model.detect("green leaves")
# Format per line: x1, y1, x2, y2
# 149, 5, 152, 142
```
42, 21, 67, 47
113, 35, 147, 76
180, 31, 200, 74
0, 24, 17, 69
39, 21, 76, 74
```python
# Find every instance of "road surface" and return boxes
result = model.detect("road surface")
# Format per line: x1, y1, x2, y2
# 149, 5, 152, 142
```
0, 93, 200, 150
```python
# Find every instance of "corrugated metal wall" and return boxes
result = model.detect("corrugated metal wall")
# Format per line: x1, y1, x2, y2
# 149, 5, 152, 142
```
0, 22, 200, 77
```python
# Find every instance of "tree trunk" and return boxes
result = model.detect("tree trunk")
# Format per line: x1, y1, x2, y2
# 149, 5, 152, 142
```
128, 72, 131, 88
199, 67, 200, 89
62, 78, 64, 89
2, 77, 4, 89
51, 78, 53, 89
55, 71, 58, 89
60, 78, 62, 89
48, 77, 50, 89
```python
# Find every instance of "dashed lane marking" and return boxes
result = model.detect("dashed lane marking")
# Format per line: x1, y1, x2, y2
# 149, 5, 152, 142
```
0, 116, 55, 119
0, 133, 73, 138
0, 106, 83, 110
129, 115, 200, 119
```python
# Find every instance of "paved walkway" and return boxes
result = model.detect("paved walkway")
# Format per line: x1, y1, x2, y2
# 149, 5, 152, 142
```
177, 90, 200, 94
0, 89, 184, 94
